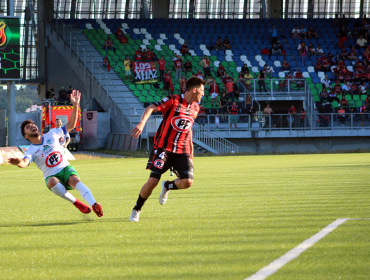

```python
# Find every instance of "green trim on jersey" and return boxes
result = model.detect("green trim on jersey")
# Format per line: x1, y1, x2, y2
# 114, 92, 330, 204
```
45, 165, 79, 190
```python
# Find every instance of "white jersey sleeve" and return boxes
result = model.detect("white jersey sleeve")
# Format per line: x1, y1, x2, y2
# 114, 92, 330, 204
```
26, 126, 71, 179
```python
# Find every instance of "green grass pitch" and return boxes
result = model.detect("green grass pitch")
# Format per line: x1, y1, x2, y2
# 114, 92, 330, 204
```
0, 154, 369, 279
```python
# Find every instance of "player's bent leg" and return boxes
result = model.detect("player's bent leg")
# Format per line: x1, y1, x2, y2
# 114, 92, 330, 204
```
67, 175, 103, 217
174, 178, 193, 189
47, 177, 91, 214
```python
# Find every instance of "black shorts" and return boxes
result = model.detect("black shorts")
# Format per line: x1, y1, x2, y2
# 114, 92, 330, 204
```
146, 148, 194, 180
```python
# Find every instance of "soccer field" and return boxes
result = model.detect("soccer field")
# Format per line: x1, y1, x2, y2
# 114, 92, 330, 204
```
0, 154, 369, 280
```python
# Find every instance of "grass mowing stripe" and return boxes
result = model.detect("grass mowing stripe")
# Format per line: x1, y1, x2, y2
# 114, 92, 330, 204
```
245, 218, 349, 280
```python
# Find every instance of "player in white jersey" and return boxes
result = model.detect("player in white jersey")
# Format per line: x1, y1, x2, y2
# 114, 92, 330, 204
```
55, 118, 70, 148
8, 90, 103, 217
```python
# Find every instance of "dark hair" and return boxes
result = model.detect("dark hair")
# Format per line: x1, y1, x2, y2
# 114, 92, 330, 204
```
185, 76, 206, 92
50, 88, 54, 92
21, 119, 34, 138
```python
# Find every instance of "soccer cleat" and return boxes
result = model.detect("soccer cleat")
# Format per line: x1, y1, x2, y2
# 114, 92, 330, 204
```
73, 199, 91, 214
129, 209, 140, 222
92, 203, 103, 217
159, 181, 170, 205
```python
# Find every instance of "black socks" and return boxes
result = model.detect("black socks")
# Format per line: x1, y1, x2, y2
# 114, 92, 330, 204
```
164, 180, 179, 190
133, 194, 147, 211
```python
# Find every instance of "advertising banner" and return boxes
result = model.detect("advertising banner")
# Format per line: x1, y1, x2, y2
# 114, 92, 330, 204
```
0, 17, 20, 80
133, 62, 158, 84
0, 146, 24, 161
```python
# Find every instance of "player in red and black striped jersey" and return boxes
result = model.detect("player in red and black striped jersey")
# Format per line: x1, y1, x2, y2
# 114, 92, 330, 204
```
129, 77, 206, 222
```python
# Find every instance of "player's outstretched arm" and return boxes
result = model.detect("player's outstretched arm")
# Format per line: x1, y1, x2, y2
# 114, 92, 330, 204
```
65, 90, 81, 132
8, 157, 30, 168
131, 104, 158, 139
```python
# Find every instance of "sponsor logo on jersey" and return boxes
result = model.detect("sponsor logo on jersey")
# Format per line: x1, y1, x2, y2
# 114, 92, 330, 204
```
47, 139, 53, 144
59, 137, 64, 143
171, 116, 193, 132
162, 97, 169, 103
45, 151, 63, 168
153, 159, 164, 169
43, 145, 50, 152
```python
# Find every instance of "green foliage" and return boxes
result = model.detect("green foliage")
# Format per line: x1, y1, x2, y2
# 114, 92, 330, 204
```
0, 85, 38, 113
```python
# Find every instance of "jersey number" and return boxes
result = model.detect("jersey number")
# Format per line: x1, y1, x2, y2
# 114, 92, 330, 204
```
45, 151, 63, 167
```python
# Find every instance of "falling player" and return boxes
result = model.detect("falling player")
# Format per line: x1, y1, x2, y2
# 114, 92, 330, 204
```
129, 76, 206, 222
8, 90, 103, 217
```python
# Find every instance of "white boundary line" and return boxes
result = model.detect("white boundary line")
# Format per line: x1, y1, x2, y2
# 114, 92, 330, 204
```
245, 218, 369, 280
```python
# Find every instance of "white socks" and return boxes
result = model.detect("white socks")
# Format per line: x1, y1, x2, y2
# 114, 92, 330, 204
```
75, 182, 96, 206
50, 183, 77, 203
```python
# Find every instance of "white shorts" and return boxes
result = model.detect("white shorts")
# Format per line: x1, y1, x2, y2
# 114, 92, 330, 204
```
211, 92, 218, 99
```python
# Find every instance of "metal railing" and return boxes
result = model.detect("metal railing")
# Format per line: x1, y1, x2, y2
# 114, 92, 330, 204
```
194, 112, 370, 133
44, 1, 135, 131
238, 78, 307, 98
192, 122, 239, 153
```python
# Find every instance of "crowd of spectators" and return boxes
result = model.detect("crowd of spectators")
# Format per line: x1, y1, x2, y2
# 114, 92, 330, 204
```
45, 86, 74, 105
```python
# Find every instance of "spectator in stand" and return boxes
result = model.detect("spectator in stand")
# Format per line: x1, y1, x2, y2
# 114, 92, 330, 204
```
197, 105, 206, 127
351, 81, 358, 95
258, 69, 267, 93
196, 69, 204, 80
180, 42, 191, 56
228, 101, 238, 128
244, 70, 253, 91
143, 48, 152, 62
340, 48, 349, 60
320, 87, 328, 101
333, 14, 341, 28
316, 45, 324, 56
359, 26, 368, 38
338, 35, 348, 49
104, 38, 114, 52
66, 86, 73, 103
215, 113, 220, 129
287, 105, 296, 127
300, 25, 308, 39
328, 88, 338, 102
342, 81, 351, 94
298, 42, 308, 66
162, 71, 173, 95
179, 74, 187, 94
260, 47, 270, 55
321, 75, 332, 89
340, 14, 348, 27
215, 37, 224, 50
281, 59, 290, 71
291, 25, 301, 40
115, 26, 127, 44
269, 25, 278, 45
183, 60, 192, 73
340, 95, 348, 108
348, 46, 359, 62
223, 36, 231, 49
222, 73, 232, 86
278, 42, 286, 57
338, 26, 347, 38
45, 88, 54, 99
360, 103, 367, 126
158, 56, 166, 82
58, 87, 67, 103
233, 81, 239, 101
322, 58, 331, 73
241, 63, 249, 73
263, 104, 273, 128
238, 71, 245, 88
353, 26, 360, 39
172, 54, 179, 70
103, 56, 110, 71
300, 108, 306, 127
338, 106, 346, 126
365, 95, 370, 110
246, 93, 252, 111
356, 35, 368, 49
206, 74, 214, 86
294, 69, 304, 88
219, 92, 230, 122
270, 43, 281, 57
315, 59, 323, 72
152, 52, 158, 62
359, 81, 367, 95
134, 47, 143, 61
209, 78, 219, 107
346, 26, 352, 38
217, 64, 226, 77
248, 105, 255, 118
308, 26, 318, 39
308, 42, 316, 55
174, 57, 182, 82
226, 78, 235, 102
200, 55, 211, 79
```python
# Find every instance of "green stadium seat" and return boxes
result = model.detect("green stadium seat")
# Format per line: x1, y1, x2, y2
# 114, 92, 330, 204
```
101, 34, 108, 40
353, 95, 360, 101
355, 101, 363, 107
97, 29, 105, 34
148, 90, 156, 96
138, 96, 146, 103
154, 96, 161, 102
361, 95, 367, 101
146, 96, 154, 103
136, 84, 144, 91
133, 90, 140, 97
345, 94, 352, 101
332, 101, 339, 108
119, 73, 125, 79
144, 84, 151, 90
114, 66, 121, 73
129, 85, 136, 91
141, 90, 149, 97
